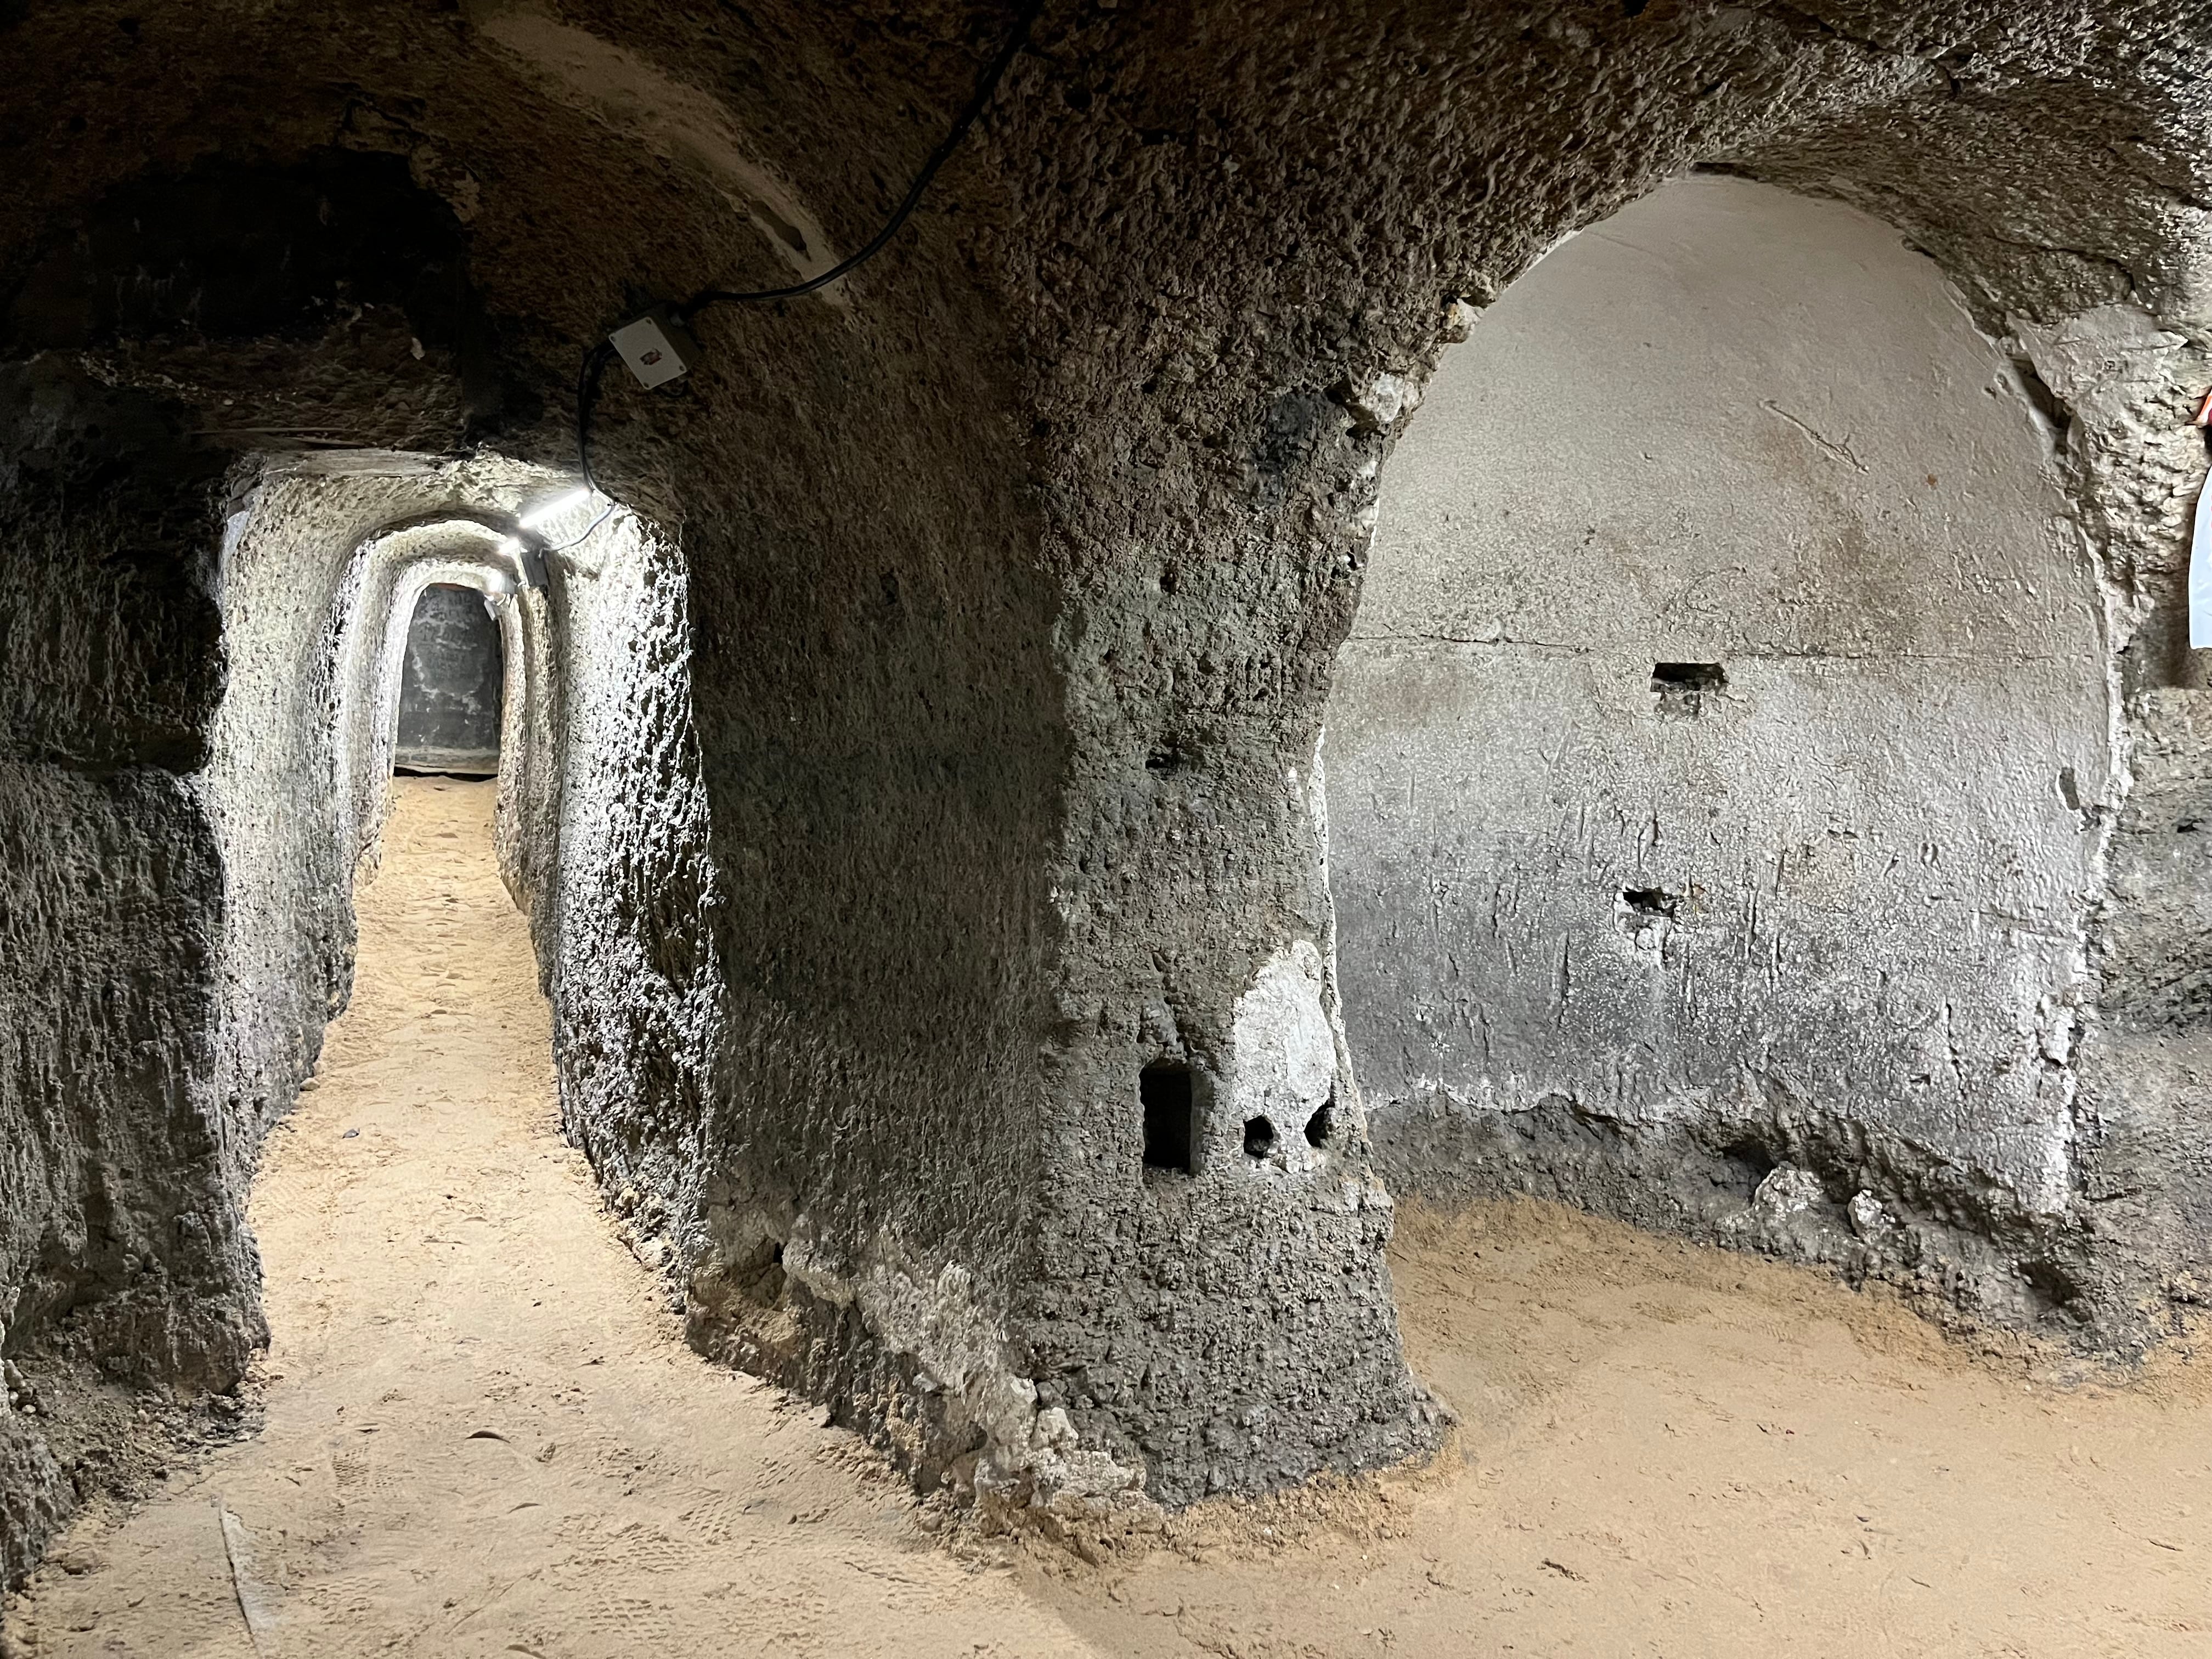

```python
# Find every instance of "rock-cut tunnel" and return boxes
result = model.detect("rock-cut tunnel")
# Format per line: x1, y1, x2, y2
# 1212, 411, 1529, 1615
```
4, 0, 2212, 1614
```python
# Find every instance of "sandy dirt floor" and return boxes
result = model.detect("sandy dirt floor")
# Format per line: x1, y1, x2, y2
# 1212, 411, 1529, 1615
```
8, 777, 2212, 1657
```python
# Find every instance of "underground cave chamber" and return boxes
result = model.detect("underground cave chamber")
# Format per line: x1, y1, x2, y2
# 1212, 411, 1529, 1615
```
5, 0, 2212, 1604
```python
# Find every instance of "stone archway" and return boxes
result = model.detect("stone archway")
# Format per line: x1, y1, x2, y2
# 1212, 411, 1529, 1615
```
1326, 172, 2109, 1322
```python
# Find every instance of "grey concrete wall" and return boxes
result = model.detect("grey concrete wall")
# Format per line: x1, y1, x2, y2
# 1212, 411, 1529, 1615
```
395, 583, 504, 776
1328, 176, 2118, 1324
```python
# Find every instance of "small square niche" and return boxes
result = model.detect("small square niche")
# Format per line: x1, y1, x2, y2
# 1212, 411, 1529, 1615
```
1651, 661, 1725, 718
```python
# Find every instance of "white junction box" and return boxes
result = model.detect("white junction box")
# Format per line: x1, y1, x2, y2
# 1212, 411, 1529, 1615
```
610, 306, 699, 389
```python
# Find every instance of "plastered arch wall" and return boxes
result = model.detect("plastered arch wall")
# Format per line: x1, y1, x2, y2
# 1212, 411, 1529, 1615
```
1326, 174, 2115, 1319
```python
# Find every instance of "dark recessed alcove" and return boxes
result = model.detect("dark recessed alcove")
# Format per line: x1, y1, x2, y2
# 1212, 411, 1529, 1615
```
1306, 1098, 1335, 1148
1141, 1060, 1195, 1174
1651, 661, 1725, 716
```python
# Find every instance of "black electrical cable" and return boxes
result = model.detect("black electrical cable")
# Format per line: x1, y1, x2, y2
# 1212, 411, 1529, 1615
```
556, 0, 1046, 549
546, 342, 619, 553
676, 0, 1046, 319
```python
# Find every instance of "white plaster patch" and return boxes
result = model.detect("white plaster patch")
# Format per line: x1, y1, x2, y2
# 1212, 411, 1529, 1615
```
1225, 942, 1338, 1154
1340, 370, 1417, 432
1848, 1190, 1895, 1238
1750, 1164, 1825, 1218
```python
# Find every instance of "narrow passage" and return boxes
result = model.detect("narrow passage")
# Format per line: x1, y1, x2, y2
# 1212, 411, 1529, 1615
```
11, 785, 2212, 1656
4, 780, 1091, 1658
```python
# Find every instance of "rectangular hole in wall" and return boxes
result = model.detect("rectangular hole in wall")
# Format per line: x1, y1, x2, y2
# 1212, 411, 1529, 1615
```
1650, 662, 1725, 692
1141, 1060, 1195, 1174
1651, 661, 1725, 718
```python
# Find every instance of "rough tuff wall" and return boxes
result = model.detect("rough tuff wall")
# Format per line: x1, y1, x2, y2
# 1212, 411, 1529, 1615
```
660, 217, 1093, 1508
2, 129, 509, 1596
1, 357, 248, 1584
395, 583, 505, 776
6, 0, 2212, 1570
0, 761, 240, 1582
1330, 175, 2115, 1325
0, 442, 573, 1584
537, 514, 732, 1314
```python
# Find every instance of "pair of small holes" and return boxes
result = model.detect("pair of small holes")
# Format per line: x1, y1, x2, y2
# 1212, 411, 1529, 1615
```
1245, 1101, 1334, 1159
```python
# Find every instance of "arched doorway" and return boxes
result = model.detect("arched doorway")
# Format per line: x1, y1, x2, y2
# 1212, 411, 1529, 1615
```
1325, 174, 2108, 1302
394, 583, 504, 779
